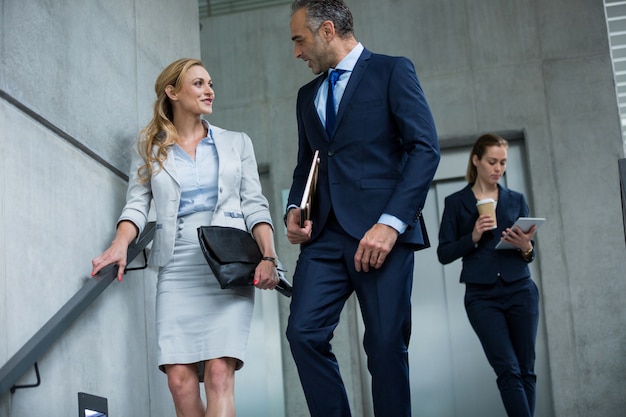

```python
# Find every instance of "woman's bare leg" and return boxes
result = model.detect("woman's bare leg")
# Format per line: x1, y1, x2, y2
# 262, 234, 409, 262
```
203, 358, 237, 417
165, 363, 205, 417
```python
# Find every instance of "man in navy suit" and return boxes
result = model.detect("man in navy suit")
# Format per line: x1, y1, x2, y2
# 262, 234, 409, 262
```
284, 1, 440, 416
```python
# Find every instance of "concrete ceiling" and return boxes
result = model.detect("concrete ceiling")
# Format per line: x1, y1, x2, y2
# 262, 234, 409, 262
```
198, 0, 292, 17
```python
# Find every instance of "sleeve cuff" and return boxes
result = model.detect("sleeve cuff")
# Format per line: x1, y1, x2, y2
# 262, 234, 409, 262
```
378, 213, 408, 234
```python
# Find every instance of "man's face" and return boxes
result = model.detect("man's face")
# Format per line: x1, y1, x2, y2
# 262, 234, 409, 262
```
290, 8, 331, 74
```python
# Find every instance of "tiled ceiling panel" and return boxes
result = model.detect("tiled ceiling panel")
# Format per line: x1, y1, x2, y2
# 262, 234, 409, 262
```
606, 0, 626, 142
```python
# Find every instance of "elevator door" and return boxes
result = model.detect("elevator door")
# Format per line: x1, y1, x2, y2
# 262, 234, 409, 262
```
359, 141, 553, 417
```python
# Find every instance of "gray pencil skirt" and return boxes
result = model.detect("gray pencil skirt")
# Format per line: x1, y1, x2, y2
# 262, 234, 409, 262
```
156, 210, 254, 375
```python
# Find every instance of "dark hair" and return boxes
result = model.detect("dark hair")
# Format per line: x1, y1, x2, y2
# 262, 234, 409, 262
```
291, 0, 354, 38
466, 133, 509, 183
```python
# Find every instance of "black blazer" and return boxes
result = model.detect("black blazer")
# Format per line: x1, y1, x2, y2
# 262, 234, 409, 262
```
437, 184, 533, 284
286, 48, 440, 250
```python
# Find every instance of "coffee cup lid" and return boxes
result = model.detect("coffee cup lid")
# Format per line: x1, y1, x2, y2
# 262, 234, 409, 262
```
476, 198, 495, 206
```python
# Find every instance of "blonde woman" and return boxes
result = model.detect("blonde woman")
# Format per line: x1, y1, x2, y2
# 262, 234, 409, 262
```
92, 58, 279, 417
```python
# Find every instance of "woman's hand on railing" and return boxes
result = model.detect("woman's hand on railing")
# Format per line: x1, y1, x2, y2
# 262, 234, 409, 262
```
91, 241, 129, 282
91, 220, 138, 282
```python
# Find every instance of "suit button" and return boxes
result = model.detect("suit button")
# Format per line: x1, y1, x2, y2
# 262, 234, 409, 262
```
327, 151, 334, 157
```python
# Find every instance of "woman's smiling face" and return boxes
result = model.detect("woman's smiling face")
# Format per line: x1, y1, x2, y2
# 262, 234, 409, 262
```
168, 64, 215, 117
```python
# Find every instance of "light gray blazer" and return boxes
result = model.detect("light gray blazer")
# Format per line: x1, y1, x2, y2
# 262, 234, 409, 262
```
118, 124, 273, 266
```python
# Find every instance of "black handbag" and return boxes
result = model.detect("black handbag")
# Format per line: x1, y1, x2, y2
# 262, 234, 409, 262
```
197, 225, 292, 297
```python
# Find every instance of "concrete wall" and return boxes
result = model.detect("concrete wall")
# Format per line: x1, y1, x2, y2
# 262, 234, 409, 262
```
200, 1, 626, 416
0, 0, 200, 415
2, 0, 625, 416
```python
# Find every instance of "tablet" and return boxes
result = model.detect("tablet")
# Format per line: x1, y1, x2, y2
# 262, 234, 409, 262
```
495, 217, 545, 250
299, 150, 320, 226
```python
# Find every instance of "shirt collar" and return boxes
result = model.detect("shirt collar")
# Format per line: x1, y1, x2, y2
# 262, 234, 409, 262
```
334, 42, 364, 73
200, 118, 214, 143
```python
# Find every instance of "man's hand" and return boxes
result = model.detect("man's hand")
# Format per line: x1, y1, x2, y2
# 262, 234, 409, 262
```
354, 223, 399, 272
285, 208, 313, 244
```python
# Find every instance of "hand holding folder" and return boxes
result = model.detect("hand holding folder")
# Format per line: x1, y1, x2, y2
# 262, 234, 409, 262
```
300, 150, 320, 226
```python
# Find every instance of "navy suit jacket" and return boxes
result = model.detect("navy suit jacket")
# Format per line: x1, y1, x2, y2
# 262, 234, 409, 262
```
287, 48, 440, 250
437, 184, 533, 284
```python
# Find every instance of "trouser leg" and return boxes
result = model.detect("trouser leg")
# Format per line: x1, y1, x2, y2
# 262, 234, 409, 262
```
465, 278, 538, 417
286, 226, 353, 417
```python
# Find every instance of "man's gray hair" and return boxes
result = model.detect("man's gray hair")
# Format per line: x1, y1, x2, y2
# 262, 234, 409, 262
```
290, 0, 354, 37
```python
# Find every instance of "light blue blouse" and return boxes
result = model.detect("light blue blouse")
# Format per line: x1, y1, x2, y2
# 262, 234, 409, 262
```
173, 128, 219, 217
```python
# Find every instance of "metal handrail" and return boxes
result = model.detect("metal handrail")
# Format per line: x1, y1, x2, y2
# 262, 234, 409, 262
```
0, 222, 156, 395
617, 158, 626, 245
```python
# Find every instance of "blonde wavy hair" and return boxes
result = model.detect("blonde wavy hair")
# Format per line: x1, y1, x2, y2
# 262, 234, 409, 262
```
137, 58, 204, 183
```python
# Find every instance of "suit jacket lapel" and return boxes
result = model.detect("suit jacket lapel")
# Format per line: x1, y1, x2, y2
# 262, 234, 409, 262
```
212, 128, 228, 181
160, 146, 180, 186
459, 184, 477, 213
303, 75, 327, 138
335, 49, 371, 132
496, 184, 511, 218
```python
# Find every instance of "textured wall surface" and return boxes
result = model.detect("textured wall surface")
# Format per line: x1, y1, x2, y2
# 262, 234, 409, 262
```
0, 0, 200, 415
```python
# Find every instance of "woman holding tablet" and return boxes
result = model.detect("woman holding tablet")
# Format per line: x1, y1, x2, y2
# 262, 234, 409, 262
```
437, 133, 540, 417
